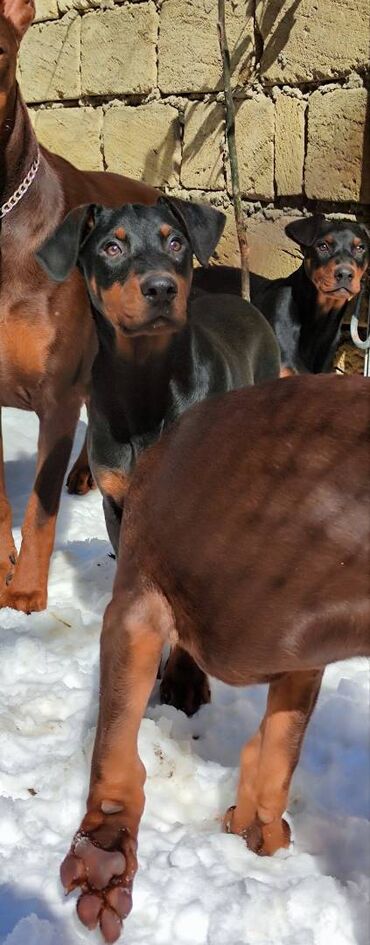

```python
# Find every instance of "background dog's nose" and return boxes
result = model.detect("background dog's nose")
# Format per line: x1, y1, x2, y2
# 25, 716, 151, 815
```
141, 274, 178, 303
335, 267, 353, 283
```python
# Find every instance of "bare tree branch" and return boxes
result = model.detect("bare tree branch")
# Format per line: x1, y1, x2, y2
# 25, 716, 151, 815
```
217, 0, 250, 301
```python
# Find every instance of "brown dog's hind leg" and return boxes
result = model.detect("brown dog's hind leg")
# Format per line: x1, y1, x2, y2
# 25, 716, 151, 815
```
61, 580, 171, 943
226, 669, 323, 855
0, 410, 18, 587
0, 396, 81, 613
160, 645, 211, 716
66, 434, 95, 496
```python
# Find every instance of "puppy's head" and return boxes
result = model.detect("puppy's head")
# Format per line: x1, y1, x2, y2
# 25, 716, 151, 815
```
286, 215, 370, 308
36, 197, 225, 339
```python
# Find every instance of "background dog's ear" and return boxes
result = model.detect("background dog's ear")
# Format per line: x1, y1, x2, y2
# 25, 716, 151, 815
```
1, 0, 35, 39
358, 223, 370, 245
36, 205, 98, 282
285, 215, 326, 247
159, 196, 226, 265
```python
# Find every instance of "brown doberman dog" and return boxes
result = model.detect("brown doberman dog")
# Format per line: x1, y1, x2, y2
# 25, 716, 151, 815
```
0, 0, 156, 613
60, 373, 370, 943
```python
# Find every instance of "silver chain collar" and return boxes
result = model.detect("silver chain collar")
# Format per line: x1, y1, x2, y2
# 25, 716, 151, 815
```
0, 149, 41, 220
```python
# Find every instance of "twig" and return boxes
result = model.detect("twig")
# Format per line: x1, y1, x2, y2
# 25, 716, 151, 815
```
217, 0, 250, 301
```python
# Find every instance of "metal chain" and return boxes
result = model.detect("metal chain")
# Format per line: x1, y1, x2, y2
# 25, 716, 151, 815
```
0, 149, 41, 220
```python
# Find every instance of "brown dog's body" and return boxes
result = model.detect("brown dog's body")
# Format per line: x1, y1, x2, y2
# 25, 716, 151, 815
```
0, 5, 156, 612
61, 373, 370, 943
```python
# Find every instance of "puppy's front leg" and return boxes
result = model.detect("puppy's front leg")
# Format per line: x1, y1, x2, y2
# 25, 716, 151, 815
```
61, 580, 170, 942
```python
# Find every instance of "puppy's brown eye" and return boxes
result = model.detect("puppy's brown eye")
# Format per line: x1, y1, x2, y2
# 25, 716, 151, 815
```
355, 243, 366, 253
317, 241, 330, 252
103, 242, 122, 257
169, 237, 183, 253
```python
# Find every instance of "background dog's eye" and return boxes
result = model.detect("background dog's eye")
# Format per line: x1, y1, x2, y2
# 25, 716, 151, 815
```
354, 243, 366, 253
168, 237, 183, 253
103, 242, 122, 257
316, 241, 330, 252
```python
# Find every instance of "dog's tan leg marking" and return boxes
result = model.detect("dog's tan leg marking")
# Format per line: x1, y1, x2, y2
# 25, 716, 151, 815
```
67, 435, 95, 495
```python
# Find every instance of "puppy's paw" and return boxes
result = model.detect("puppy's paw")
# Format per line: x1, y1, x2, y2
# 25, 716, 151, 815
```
61, 813, 138, 943
0, 586, 47, 613
223, 806, 291, 856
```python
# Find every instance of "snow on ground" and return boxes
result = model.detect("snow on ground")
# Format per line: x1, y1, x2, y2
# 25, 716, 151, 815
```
0, 407, 369, 945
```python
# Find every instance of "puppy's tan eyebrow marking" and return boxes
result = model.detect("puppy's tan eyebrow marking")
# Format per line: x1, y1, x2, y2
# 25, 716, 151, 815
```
114, 227, 126, 240
160, 224, 172, 238
320, 235, 334, 244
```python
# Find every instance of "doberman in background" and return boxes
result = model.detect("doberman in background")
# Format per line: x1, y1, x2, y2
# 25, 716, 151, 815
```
193, 215, 370, 375
57, 373, 370, 943
37, 196, 280, 716
0, 0, 157, 613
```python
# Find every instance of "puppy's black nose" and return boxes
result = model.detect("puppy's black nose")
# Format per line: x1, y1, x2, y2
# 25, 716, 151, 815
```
140, 274, 178, 303
335, 267, 353, 283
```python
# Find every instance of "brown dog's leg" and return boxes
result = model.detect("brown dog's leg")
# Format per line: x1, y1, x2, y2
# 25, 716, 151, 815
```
226, 669, 323, 855
61, 583, 168, 943
160, 645, 211, 716
66, 432, 96, 496
0, 397, 81, 613
0, 410, 18, 586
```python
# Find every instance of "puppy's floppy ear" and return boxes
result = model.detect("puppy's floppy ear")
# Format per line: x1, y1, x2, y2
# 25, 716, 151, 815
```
358, 223, 370, 245
159, 196, 226, 265
36, 204, 98, 282
285, 215, 326, 247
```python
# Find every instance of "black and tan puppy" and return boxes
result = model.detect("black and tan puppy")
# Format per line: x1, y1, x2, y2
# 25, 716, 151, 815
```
37, 196, 280, 714
193, 215, 370, 375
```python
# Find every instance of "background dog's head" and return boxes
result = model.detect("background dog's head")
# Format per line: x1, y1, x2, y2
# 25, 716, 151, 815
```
285, 215, 370, 307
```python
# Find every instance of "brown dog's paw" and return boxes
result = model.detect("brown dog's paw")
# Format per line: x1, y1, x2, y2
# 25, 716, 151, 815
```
66, 464, 96, 496
223, 806, 291, 856
0, 586, 47, 613
61, 817, 138, 943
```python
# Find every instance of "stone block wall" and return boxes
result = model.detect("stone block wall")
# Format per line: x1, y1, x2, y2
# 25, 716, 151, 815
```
21, 0, 370, 278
